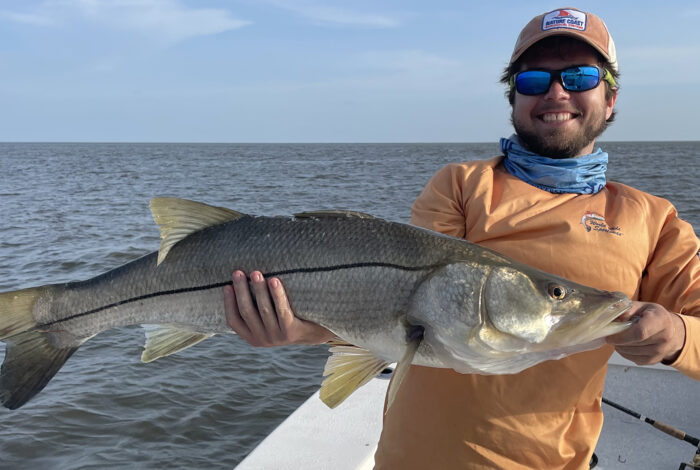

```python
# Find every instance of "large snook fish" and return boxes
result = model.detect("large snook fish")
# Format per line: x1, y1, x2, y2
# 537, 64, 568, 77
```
0, 198, 631, 410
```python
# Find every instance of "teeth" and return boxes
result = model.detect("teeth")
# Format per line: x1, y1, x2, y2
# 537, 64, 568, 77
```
542, 113, 574, 122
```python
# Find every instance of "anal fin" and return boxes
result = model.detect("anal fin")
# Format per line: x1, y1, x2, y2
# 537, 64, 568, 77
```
141, 325, 213, 363
319, 344, 390, 409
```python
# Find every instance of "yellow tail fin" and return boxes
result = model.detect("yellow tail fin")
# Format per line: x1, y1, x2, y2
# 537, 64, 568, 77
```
0, 287, 42, 339
0, 285, 82, 409
0, 330, 80, 409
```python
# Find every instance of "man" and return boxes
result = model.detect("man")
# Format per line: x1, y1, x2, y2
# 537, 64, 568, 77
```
224, 7, 699, 469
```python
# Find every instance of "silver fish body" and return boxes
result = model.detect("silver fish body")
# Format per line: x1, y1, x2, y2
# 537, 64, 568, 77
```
0, 198, 631, 409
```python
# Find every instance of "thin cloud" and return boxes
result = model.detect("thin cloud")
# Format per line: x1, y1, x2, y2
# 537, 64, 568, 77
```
299, 6, 399, 27
225, 49, 494, 98
267, 0, 400, 28
356, 50, 461, 72
347, 49, 473, 90
0, 10, 55, 25
8, 0, 250, 44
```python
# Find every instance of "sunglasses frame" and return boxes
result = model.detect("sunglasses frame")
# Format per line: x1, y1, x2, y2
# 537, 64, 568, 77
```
510, 65, 617, 96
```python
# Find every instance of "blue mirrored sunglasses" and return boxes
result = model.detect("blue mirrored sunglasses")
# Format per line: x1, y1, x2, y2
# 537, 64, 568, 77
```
510, 65, 616, 96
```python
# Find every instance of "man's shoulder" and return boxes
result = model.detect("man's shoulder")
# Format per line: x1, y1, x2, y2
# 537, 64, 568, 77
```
603, 181, 686, 236
436, 156, 504, 179
453, 155, 504, 170
605, 180, 675, 213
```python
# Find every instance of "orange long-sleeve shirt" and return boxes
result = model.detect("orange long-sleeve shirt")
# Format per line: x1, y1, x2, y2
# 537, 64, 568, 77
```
373, 157, 700, 470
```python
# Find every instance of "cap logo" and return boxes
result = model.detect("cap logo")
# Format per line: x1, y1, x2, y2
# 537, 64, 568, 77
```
542, 9, 587, 32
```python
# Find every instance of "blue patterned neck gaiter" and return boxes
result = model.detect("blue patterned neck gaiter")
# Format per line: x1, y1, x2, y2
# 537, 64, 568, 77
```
500, 135, 608, 195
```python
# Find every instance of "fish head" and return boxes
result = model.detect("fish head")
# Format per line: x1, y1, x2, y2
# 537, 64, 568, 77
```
410, 261, 632, 375
481, 265, 632, 349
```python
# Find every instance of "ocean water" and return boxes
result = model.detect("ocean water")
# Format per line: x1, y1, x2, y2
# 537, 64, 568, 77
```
0, 142, 697, 468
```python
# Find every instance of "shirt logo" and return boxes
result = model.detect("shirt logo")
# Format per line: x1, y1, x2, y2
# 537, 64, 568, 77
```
581, 211, 622, 236
542, 9, 587, 32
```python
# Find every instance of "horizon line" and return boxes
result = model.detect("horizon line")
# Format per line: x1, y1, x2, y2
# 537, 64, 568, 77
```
1, 139, 699, 145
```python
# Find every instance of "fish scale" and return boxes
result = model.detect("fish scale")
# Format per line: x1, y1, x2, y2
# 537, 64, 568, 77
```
38, 215, 457, 336
0, 198, 631, 410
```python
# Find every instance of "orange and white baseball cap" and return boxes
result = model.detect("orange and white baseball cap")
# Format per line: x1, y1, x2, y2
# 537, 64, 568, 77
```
510, 7, 617, 71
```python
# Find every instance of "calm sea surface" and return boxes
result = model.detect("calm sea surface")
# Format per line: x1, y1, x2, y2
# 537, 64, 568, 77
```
0, 142, 698, 468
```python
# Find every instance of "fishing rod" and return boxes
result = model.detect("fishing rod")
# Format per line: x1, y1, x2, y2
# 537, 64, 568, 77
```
602, 397, 700, 470
602, 397, 699, 447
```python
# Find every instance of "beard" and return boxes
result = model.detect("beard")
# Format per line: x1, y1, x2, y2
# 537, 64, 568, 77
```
512, 109, 609, 159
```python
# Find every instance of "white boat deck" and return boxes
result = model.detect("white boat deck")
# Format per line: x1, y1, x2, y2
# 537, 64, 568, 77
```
235, 369, 389, 470
236, 354, 700, 470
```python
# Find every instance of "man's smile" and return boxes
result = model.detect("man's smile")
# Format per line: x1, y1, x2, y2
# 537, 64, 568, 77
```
540, 112, 579, 123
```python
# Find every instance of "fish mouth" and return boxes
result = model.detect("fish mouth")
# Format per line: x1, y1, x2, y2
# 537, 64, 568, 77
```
591, 300, 633, 338
549, 297, 633, 347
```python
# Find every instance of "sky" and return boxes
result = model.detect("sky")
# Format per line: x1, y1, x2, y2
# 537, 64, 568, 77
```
1, 1, 699, 143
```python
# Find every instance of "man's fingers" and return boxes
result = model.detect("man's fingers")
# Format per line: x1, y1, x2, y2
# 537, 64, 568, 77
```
606, 303, 659, 345
225, 270, 334, 347
607, 323, 653, 346
250, 271, 281, 334
268, 278, 294, 331
230, 271, 290, 346
606, 303, 686, 365
615, 344, 666, 365
613, 301, 650, 323
232, 270, 267, 340
224, 283, 251, 339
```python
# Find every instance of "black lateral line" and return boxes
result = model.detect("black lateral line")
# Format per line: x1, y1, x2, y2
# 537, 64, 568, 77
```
37, 261, 440, 328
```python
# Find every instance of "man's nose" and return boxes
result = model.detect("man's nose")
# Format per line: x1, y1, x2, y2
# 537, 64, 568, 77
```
543, 79, 571, 100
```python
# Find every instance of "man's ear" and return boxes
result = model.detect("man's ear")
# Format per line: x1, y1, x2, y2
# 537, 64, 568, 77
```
605, 89, 618, 121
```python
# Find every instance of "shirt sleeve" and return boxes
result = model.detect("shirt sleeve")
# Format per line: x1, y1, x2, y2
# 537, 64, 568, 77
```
410, 164, 468, 237
639, 206, 700, 380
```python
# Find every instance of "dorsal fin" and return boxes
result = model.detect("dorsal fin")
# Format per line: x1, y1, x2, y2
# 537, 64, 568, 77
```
293, 210, 376, 220
150, 198, 246, 265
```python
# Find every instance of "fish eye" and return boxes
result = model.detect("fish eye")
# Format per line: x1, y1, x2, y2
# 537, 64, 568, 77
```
548, 284, 567, 300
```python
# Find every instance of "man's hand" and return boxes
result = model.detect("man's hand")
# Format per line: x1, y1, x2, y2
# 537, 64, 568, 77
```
606, 301, 686, 365
224, 270, 335, 346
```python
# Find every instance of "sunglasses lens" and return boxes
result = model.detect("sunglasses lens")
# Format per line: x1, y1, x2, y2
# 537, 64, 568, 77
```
515, 71, 552, 95
514, 66, 603, 95
561, 66, 600, 91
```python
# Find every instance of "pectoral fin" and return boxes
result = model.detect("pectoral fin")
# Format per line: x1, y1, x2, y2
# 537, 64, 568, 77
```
141, 325, 213, 363
386, 326, 424, 412
319, 344, 390, 409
